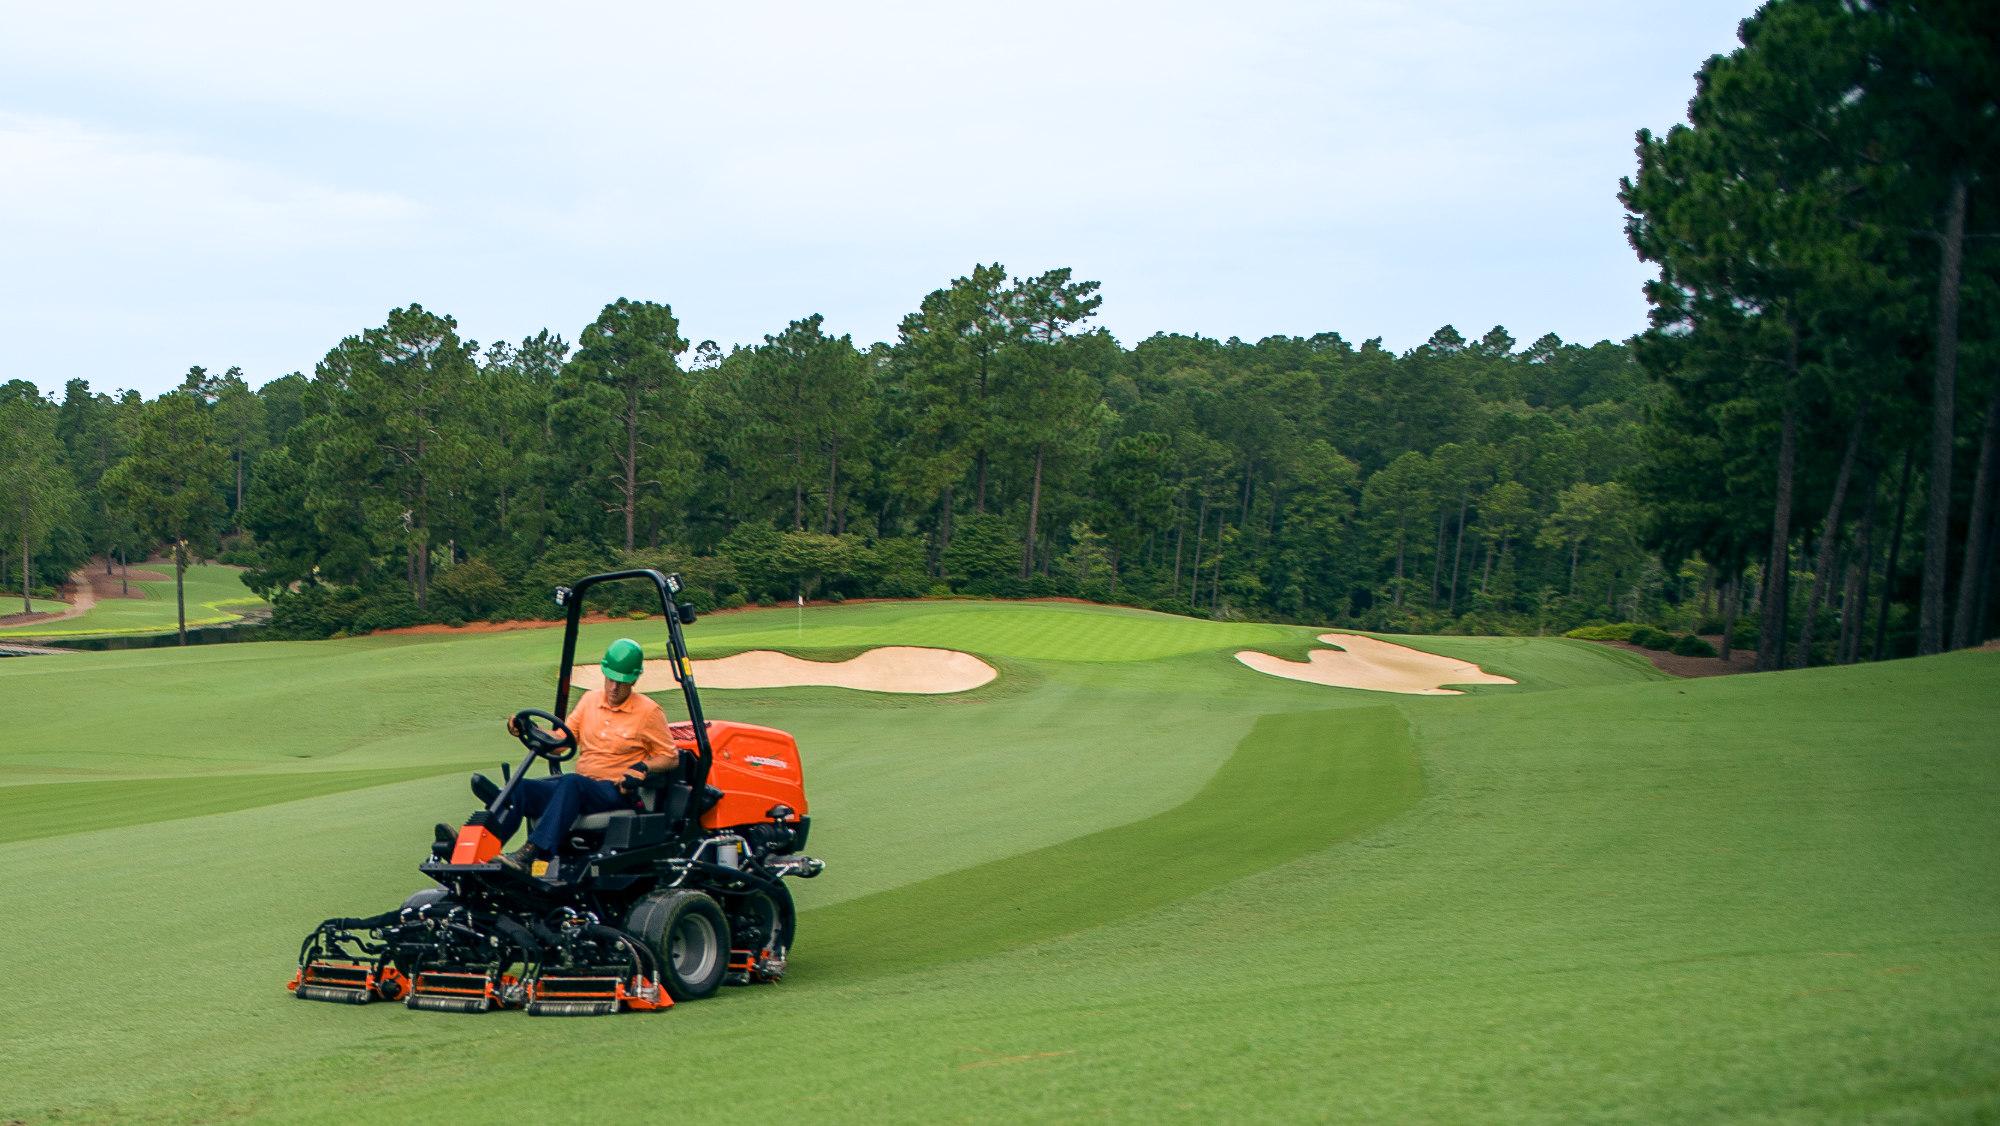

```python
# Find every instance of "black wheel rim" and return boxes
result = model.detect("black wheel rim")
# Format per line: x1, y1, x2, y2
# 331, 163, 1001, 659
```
669, 912, 719, 983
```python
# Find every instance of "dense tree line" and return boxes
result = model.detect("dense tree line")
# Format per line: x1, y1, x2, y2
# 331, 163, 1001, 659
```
3, 288, 1668, 643
4, 0, 1990, 661
1621, 0, 1998, 668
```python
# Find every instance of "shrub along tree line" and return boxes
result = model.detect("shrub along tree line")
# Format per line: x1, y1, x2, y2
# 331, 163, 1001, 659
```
1620, 0, 1999, 670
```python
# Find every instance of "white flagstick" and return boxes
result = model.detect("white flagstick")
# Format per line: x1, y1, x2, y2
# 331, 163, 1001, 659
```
797, 592, 804, 641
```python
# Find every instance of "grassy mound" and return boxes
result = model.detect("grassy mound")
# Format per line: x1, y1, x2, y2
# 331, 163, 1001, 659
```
0, 600, 1994, 1122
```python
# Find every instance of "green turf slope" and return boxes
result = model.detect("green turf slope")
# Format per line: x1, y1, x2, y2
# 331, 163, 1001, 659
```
0, 563, 266, 638
807, 707, 1422, 977
0, 601, 1993, 1122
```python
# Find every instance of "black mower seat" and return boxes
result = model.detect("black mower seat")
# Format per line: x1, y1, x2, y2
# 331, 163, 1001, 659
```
566, 781, 694, 848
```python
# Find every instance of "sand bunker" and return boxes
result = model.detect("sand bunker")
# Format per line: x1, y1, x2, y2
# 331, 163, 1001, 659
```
1236, 633, 1516, 696
571, 646, 997, 695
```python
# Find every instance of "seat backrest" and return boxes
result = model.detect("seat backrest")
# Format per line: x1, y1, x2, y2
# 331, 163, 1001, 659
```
657, 782, 693, 825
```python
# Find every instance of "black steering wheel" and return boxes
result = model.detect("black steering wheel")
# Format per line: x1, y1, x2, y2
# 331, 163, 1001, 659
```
510, 708, 578, 763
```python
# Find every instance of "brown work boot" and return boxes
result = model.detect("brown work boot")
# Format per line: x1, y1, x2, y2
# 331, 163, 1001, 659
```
494, 844, 542, 875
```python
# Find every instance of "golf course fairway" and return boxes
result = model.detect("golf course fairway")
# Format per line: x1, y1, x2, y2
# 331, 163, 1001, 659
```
0, 563, 266, 639
0, 599, 1995, 1121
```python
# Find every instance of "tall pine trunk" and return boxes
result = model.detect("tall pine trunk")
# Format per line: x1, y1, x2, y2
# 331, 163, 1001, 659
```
175, 540, 188, 647
1840, 477, 1879, 665
624, 385, 639, 551
1974, 497, 1998, 642
793, 435, 805, 530
1020, 444, 1044, 580
1919, 173, 1968, 655
1211, 521, 1225, 614
824, 438, 840, 534
1190, 496, 1209, 610
1874, 450, 1915, 661
413, 465, 430, 611
1793, 410, 1866, 669
1757, 400, 1799, 672
1392, 517, 1407, 607
1719, 572, 1738, 662
932, 486, 954, 577
1429, 510, 1446, 609
1950, 386, 2000, 649
1448, 491, 1468, 614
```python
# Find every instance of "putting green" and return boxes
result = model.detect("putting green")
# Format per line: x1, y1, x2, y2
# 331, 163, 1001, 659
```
0, 600, 1995, 1122
0, 563, 266, 638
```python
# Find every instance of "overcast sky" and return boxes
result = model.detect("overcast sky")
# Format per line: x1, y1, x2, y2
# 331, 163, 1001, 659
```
1, 1, 1756, 398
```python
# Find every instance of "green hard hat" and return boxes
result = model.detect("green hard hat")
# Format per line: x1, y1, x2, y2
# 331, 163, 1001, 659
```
601, 638, 645, 684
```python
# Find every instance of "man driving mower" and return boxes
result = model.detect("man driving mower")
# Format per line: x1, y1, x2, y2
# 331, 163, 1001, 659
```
474, 638, 686, 876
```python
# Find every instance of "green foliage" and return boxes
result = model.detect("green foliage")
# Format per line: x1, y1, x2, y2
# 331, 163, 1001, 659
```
100, 391, 231, 638
1058, 523, 1114, 599
0, 388, 79, 611
941, 512, 1024, 596
515, 543, 619, 618
109, 264, 1739, 640
430, 558, 509, 618
720, 314, 871, 532
1629, 625, 1676, 650
561, 299, 694, 551
853, 536, 929, 599
1730, 619, 1761, 650
1620, 0, 2000, 663
1672, 633, 1719, 658
1564, 623, 1641, 642
303, 305, 483, 610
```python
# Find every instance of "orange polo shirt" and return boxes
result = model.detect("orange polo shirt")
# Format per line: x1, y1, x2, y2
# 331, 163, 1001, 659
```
564, 687, 682, 782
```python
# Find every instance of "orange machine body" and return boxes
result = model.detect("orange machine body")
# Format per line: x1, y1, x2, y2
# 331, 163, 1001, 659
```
670, 720, 809, 829
450, 824, 503, 864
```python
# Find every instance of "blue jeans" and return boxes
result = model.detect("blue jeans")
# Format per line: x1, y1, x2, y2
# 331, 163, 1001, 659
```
489, 774, 636, 853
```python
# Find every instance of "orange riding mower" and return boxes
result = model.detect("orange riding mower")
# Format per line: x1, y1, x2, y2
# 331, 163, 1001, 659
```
287, 569, 824, 1017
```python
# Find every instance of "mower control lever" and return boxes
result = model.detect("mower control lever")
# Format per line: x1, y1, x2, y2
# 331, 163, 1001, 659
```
509, 708, 579, 763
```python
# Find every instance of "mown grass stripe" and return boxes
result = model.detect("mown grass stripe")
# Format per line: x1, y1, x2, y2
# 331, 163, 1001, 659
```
800, 706, 1421, 978
0, 767, 458, 844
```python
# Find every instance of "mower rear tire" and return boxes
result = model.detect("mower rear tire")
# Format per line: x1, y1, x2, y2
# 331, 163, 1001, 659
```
626, 891, 730, 1001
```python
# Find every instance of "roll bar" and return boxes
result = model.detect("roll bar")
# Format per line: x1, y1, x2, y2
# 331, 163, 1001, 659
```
550, 569, 713, 783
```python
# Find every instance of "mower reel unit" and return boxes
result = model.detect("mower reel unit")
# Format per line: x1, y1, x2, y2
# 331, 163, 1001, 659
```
286, 569, 823, 1017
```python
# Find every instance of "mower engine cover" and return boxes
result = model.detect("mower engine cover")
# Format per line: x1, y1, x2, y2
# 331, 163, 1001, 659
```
673, 721, 809, 829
